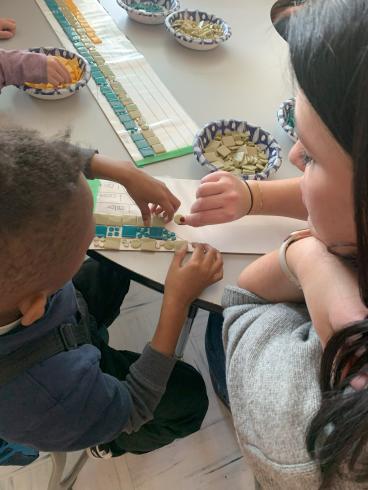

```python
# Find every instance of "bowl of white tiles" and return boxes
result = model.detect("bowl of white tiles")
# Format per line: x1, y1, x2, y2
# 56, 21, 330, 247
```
117, 0, 180, 24
18, 47, 90, 100
193, 119, 282, 181
165, 10, 231, 51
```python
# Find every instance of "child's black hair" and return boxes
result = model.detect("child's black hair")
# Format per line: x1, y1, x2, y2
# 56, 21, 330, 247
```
0, 127, 87, 303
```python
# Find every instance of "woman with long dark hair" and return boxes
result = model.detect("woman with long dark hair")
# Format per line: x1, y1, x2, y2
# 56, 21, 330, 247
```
185, 0, 368, 487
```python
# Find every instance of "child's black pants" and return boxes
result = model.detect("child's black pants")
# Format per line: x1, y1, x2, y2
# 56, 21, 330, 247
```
73, 257, 208, 456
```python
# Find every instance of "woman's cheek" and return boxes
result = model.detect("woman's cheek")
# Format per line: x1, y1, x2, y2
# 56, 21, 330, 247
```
300, 166, 323, 232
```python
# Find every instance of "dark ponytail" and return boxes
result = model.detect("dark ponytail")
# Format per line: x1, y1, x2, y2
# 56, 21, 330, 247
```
307, 323, 368, 486
288, 0, 368, 486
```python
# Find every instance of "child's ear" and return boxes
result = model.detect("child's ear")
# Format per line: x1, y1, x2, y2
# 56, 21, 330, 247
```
18, 293, 48, 326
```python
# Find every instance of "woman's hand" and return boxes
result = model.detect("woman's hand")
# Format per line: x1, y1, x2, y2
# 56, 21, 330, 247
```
183, 172, 307, 227
46, 56, 71, 85
164, 243, 223, 306
0, 18, 16, 40
183, 171, 251, 227
287, 236, 368, 346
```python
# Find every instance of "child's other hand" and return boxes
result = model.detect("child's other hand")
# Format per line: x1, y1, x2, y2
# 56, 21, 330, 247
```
46, 56, 71, 86
0, 18, 16, 40
183, 171, 251, 227
164, 243, 223, 306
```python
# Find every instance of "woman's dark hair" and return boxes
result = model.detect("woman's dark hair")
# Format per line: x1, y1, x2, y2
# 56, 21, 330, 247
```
270, 0, 306, 40
288, 0, 368, 486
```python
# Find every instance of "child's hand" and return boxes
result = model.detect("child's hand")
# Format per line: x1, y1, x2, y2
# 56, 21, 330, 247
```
85, 155, 180, 225
164, 243, 223, 306
46, 56, 71, 86
0, 18, 16, 40
182, 171, 251, 227
124, 166, 180, 225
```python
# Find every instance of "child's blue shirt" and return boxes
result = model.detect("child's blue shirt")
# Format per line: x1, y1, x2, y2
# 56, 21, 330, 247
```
0, 282, 176, 451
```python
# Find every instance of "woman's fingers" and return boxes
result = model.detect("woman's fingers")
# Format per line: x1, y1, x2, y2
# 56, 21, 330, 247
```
183, 208, 232, 227
196, 181, 226, 198
190, 195, 224, 214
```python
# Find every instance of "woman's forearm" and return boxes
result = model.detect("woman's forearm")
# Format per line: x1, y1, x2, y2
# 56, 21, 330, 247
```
249, 177, 307, 220
237, 249, 304, 303
287, 238, 368, 346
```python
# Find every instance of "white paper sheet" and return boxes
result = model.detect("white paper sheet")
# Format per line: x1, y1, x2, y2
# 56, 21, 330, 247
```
162, 178, 306, 253
94, 177, 307, 254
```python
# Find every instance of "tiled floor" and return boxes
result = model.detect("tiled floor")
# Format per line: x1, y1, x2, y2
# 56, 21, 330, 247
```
74, 281, 255, 490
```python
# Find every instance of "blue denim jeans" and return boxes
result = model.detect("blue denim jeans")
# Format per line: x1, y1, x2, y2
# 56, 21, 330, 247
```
205, 312, 230, 409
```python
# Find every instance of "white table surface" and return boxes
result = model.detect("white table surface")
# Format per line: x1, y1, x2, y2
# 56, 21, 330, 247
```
0, 0, 300, 308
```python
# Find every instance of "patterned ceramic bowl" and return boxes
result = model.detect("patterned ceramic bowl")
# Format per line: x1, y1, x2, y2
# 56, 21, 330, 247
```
18, 47, 90, 100
277, 97, 297, 141
165, 10, 231, 50
193, 119, 282, 180
116, 0, 180, 24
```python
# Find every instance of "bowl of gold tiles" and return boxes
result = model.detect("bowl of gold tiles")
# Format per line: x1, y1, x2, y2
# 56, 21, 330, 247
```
117, 0, 180, 24
193, 120, 282, 180
165, 10, 231, 50
18, 47, 91, 100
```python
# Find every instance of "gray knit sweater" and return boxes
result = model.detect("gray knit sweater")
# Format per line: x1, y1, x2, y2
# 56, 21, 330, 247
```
222, 286, 364, 489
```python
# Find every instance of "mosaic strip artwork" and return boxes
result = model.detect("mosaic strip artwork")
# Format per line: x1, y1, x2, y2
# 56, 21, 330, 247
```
36, 0, 198, 166
90, 180, 190, 252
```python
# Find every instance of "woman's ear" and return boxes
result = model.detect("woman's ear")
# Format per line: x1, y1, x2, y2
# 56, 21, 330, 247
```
18, 293, 48, 326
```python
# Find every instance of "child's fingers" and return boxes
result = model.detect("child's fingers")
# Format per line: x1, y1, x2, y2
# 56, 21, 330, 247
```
0, 18, 16, 35
203, 247, 223, 272
137, 202, 151, 226
47, 57, 71, 85
212, 270, 224, 283
51, 58, 71, 82
191, 242, 209, 261
1, 18, 16, 28
152, 205, 163, 216
156, 199, 175, 221
0, 30, 13, 40
202, 244, 217, 262
212, 251, 224, 275
162, 189, 181, 213
171, 243, 188, 266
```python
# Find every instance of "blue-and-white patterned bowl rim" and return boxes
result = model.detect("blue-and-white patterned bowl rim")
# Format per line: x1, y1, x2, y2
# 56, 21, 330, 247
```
277, 97, 298, 142
193, 119, 282, 181
18, 47, 90, 96
117, 0, 180, 18
165, 9, 232, 45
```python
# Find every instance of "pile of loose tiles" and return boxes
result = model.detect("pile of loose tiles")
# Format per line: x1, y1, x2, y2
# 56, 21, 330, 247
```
203, 132, 268, 176
172, 19, 224, 40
